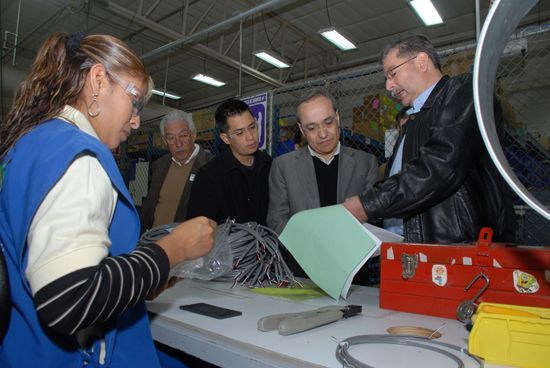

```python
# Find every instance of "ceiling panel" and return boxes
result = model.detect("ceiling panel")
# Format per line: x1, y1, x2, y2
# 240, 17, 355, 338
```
1, 0, 550, 114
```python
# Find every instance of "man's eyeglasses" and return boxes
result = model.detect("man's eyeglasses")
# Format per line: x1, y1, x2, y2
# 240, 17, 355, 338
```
301, 116, 337, 135
386, 55, 418, 80
164, 132, 192, 145
227, 121, 258, 140
109, 71, 146, 116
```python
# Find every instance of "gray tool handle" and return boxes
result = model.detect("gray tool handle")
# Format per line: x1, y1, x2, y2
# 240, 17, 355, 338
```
257, 306, 344, 332
278, 310, 344, 336
257, 314, 287, 332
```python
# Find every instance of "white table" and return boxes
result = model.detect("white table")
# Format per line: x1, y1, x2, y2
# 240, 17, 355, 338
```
147, 280, 515, 368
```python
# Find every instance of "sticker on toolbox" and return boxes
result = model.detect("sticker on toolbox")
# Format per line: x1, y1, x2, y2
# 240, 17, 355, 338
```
513, 270, 540, 293
386, 247, 394, 260
432, 265, 447, 287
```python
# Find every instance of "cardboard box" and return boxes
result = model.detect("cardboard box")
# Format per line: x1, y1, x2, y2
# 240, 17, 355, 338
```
128, 134, 149, 146
192, 110, 216, 140
513, 122, 527, 137
442, 49, 475, 76
537, 137, 550, 150
353, 120, 384, 141
152, 133, 165, 149
352, 94, 401, 142
499, 99, 517, 127
279, 118, 293, 126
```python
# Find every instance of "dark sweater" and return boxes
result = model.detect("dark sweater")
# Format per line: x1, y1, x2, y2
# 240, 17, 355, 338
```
312, 155, 339, 207
187, 145, 272, 225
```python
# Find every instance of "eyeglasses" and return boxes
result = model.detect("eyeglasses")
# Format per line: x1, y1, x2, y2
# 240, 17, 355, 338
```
227, 121, 258, 140
164, 132, 192, 145
108, 71, 146, 116
301, 116, 337, 135
386, 55, 418, 80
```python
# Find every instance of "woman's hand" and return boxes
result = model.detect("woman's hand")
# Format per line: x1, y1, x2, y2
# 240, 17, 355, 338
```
157, 216, 217, 268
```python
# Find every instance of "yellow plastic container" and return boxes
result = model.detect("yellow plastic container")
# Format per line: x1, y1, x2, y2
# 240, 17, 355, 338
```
469, 302, 550, 368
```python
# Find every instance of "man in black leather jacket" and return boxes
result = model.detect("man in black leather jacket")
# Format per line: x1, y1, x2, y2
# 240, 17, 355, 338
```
343, 34, 516, 243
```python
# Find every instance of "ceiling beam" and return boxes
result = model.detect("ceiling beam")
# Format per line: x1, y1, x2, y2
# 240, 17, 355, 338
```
101, 0, 286, 60
143, 0, 162, 17
283, 39, 306, 84
194, 43, 284, 87
188, 0, 217, 36
101, 0, 285, 87
254, 22, 284, 71
223, 15, 251, 56
244, 0, 332, 55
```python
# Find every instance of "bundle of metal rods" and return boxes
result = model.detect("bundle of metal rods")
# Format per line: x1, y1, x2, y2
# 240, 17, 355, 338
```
212, 219, 302, 289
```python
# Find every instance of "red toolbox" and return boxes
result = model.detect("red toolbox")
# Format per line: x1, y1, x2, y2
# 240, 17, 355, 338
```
380, 228, 550, 320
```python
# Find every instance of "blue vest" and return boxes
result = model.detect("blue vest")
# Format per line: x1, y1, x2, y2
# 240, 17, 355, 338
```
0, 119, 160, 367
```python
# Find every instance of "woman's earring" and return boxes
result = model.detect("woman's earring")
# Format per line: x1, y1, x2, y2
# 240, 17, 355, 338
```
87, 93, 100, 117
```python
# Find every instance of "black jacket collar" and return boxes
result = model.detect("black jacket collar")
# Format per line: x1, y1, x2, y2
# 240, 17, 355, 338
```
419, 74, 451, 111
220, 144, 269, 173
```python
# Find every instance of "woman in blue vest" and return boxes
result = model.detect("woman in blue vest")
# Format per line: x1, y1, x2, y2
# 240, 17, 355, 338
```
0, 31, 216, 367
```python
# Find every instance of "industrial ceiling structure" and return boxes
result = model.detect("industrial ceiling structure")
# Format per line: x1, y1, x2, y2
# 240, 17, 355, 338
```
1, 0, 550, 120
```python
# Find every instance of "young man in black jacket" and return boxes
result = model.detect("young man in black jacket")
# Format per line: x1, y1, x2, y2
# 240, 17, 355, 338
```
343, 34, 516, 244
187, 99, 272, 225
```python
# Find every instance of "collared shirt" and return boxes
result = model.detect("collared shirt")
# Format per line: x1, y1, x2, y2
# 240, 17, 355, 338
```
28, 105, 117, 363
384, 82, 438, 236
172, 143, 200, 166
29, 105, 117, 290
307, 141, 341, 165
59, 104, 101, 139
407, 82, 437, 115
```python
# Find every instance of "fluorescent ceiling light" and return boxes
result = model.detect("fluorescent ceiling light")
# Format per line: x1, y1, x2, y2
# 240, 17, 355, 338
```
408, 0, 443, 26
253, 50, 290, 68
191, 73, 226, 87
318, 27, 356, 51
152, 89, 181, 100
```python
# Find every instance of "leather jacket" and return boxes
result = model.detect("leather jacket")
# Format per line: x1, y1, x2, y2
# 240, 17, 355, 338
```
359, 74, 516, 243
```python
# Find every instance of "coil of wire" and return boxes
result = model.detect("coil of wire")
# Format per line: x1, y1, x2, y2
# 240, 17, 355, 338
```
138, 218, 302, 289
334, 334, 483, 368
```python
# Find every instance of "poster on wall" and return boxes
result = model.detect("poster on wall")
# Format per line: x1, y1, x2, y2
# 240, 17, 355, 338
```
241, 93, 267, 150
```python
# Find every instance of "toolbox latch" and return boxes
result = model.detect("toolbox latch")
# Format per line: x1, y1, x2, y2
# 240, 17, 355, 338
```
478, 228, 493, 243
401, 253, 418, 279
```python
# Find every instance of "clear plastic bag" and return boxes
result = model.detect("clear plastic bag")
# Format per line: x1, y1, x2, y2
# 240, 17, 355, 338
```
169, 223, 233, 280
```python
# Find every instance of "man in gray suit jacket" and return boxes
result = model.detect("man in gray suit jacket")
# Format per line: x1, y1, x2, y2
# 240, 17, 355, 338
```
267, 89, 380, 236
140, 110, 214, 235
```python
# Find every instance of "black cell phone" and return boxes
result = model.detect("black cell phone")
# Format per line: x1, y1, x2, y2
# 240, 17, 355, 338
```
179, 303, 242, 319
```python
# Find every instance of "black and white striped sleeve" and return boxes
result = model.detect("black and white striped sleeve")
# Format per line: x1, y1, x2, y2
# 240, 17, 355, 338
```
33, 243, 170, 336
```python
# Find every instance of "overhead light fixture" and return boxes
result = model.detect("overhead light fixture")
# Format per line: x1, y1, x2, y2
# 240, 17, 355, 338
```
407, 0, 443, 26
253, 50, 290, 68
191, 73, 226, 87
318, 27, 356, 51
152, 89, 181, 100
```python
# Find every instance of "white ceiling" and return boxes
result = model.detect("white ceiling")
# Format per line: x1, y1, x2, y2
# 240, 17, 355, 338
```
2, 0, 549, 116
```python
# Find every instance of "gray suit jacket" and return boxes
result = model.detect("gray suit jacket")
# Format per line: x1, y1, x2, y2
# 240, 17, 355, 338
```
139, 147, 214, 235
267, 146, 379, 234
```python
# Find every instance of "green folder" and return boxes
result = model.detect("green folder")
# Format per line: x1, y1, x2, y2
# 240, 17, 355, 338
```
279, 205, 402, 300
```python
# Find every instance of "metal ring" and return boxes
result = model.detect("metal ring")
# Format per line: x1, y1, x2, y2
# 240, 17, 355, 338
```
473, 0, 550, 220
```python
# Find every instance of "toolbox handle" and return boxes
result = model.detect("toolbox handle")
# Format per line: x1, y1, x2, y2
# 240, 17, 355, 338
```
478, 228, 493, 243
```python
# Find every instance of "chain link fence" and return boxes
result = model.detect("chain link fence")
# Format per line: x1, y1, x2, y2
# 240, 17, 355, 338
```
123, 25, 550, 246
